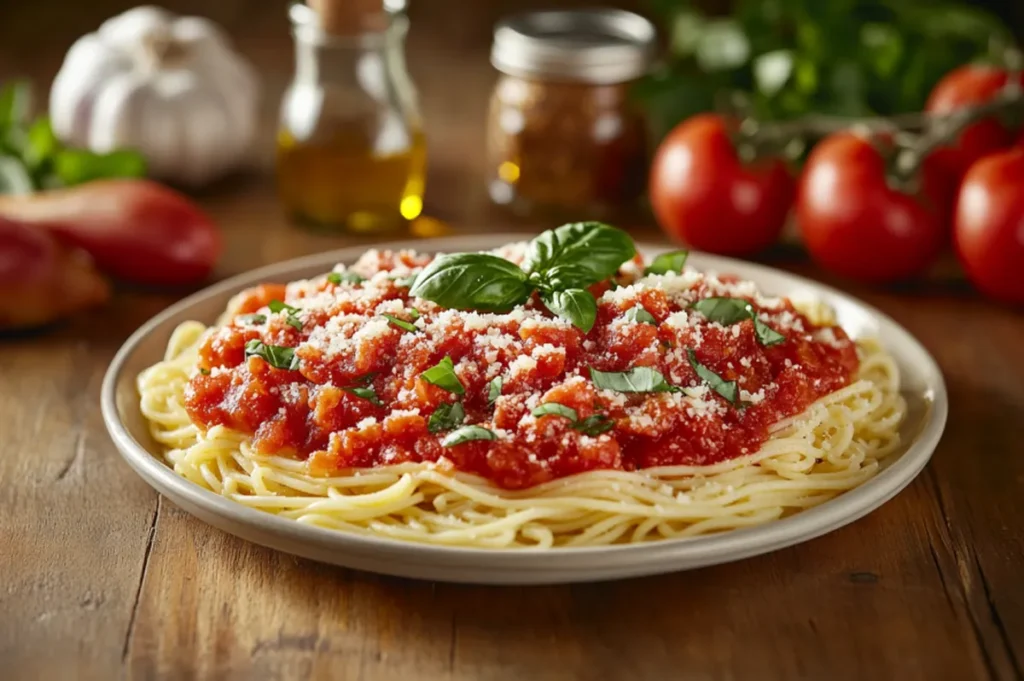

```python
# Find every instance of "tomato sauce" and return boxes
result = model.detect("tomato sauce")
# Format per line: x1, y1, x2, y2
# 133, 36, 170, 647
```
184, 250, 859, 490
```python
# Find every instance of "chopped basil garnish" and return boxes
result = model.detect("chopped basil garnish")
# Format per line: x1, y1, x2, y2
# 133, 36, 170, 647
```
268, 299, 303, 331
644, 250, 689, 276
531, 403, 578, 421
410, 223, 635, 330
487, 376, 502, 406
343, 386, 382, 406
622, 306, 656, 325
381, 313, 418, 333
244, 340, 300, 371
421, 356, 465, 395
442, 425, 497, 447
686, 349, 739, 404
408, 308, 421, 320
589, 366, 681, 393
198, 367, 211, 376
691, 297, 785, 347
428, 402, 465, 433
238, 313, 266, 325
573, 414, 615, 436
327, 271, 364, 285
540, 288, 597, 332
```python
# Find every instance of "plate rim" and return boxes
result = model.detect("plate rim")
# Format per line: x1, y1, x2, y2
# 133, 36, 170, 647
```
101, 234, 948, 577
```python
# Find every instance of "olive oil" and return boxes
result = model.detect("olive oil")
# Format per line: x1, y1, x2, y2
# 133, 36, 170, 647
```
276, 128, 426, 232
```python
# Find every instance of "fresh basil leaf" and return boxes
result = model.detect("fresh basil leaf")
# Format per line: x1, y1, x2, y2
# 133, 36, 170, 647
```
622, 306, 656, 325
523, 222, 636, 286
327, 271, 364, 285
0, 81, 31, 130
573, 414, 615, 436
531, 403, 578, 421
686, 349, 738, 404
541, 288, 597, 333
23, 117, 57, 171
691, 297, 751, 325
54, 148, 146, 185
238, 314, 267, 325
268, 299, 303, 331
421, 356, 465, 395
0, 156, 33, 195
753, 318, 786, 347
442, 425, 497, 447
644, 250, 689, 276
199, 367, 211, 376
428, 402, 465, 433
344, 386, 383, 406
408, 308, 421, 320
487, 376, 502, 406
410, 253, 530, 312
589, 366, 680, 393
244, 340, 300, 371
381, 313, 417, 333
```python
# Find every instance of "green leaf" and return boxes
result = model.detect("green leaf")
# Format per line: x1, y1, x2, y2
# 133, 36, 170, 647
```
687, 349, 739, 405
622, 307, 657, 325
573, 414, 615, 436
54, 148, 146, 185
541, 288, 597, 333
23, 117, 57, 171
691, 297, 752, 325
0, 81, 31, 130
753, 317, 786, 347
589, 366, 680, 394
410, 253, 530, 312
428, 402, 465, 433
442, 425, 497, 447
268, 299, 303, 331
238, 314, 267, 325
694, 19, 751, 72
327, 271, 364, 285
523, 222, 636, 287
381, 313, 417, 333
668, 9, 706, 56
199, 367, 211, 376
531, 403, 578, 421
487, 376, 502, 406
421, 356, 465, 395
754, 49, 794, 97
644, 250, 689, 276
0, 156, 33, 195
244, 340, 300, 371
343, 386, 383, 406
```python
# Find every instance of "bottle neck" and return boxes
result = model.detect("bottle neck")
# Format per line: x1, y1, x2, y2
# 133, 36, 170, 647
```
292, 18, 408, 86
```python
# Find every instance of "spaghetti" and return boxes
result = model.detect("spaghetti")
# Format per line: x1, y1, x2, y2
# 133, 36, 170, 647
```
137, 242, 905, 549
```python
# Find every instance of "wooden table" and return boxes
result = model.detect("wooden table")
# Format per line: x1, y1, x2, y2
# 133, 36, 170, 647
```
2, 2, 1023, 679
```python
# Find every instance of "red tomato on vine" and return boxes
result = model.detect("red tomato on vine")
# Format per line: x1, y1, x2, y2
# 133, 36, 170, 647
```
796, 133, 946, 284
648, 114, 795, 256
924, 65, 1021, 198
954, 147, 1024, 305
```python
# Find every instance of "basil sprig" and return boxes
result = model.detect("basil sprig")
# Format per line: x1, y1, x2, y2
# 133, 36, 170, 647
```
442, 425, 497, 447
268, 299, 303, 332
589, 366, 681, 394
644, 250, 689, 276
686, 349, 739, 404
421, 356, 465, 395
531, 403, 616, 436
409, 222, 635, 333
691, 297, 785, 347
244, 340, 300, 371
428, 402, 465, 433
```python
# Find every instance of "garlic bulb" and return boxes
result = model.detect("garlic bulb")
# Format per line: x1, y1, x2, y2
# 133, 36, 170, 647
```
49, 6, 259, 187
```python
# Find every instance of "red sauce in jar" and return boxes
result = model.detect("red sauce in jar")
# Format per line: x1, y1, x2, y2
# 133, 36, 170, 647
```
184, 249, 858, 490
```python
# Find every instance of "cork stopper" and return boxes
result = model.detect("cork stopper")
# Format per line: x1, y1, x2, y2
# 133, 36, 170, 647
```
306, 0, 386, 35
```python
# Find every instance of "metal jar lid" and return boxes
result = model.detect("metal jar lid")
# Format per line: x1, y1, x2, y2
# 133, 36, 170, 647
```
490, 9, 657, 85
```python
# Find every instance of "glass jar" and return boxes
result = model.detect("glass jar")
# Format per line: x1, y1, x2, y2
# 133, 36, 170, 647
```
276, 2, 426, 233
487, 10, 655, 219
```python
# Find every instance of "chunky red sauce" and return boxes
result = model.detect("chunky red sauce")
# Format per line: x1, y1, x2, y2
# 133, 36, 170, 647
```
184, 248, 858, 490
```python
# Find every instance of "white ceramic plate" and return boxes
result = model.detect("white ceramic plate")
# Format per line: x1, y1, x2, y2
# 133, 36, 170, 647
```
102, 234, 947, 584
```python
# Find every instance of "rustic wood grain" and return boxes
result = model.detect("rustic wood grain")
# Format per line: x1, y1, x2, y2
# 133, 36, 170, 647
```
2, 1, 1023, 680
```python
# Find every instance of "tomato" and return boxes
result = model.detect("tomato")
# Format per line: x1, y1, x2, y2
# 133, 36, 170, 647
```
649, 114, 794, 256
796, 133, 946, 283
0, 179, 221, 287
925, 65, 1020, 197
953, 147, 1024, 305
